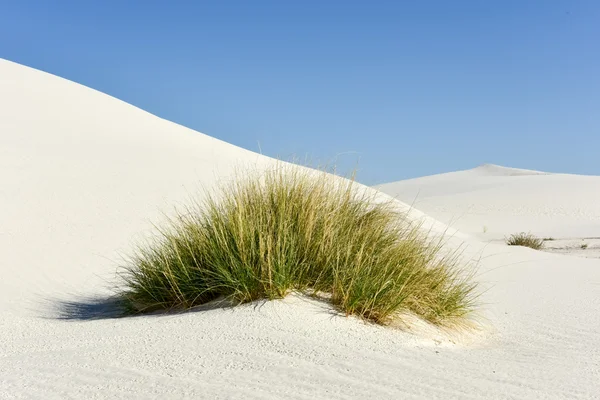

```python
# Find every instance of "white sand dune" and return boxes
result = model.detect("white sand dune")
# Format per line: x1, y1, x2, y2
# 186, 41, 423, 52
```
377, 164, 600, 241
1, 59, 599, 399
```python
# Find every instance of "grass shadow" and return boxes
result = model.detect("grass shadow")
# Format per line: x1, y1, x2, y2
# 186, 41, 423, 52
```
52, 294, 239, 321
54, 296, 127, 320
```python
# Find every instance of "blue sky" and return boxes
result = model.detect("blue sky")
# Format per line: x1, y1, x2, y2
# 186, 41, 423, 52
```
2, 1, 598, 184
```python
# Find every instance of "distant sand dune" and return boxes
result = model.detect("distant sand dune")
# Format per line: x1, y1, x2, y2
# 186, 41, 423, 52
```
377, 164, 600, 240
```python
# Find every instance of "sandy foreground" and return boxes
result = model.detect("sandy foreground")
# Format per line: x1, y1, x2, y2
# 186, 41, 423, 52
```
1, 59, 599, 399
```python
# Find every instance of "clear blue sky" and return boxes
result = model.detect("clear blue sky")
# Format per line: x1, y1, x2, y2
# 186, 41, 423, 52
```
2, 1, 598, 184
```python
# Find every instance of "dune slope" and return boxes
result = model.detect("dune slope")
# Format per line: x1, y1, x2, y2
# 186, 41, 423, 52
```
377, 164, 600, 240
1, 60, 599, 399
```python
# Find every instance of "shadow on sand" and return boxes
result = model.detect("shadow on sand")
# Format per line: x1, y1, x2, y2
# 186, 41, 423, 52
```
51, 295, 242, 321
53, 296, 127, 320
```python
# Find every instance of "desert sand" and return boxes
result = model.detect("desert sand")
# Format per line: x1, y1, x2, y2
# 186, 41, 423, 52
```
377, 164, 600, 259
1, 59, 599, 399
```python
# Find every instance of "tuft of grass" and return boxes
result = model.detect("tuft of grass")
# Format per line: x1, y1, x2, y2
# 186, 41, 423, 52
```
580, 242, 588, 249
506, 232, 544, 250
119, 165, 477, 327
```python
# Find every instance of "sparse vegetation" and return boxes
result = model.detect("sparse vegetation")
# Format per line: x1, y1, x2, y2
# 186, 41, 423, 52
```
506, 232, 544, 250
543, 237, 555, 241
580, 242, 588, 249
120, 165, 477, 326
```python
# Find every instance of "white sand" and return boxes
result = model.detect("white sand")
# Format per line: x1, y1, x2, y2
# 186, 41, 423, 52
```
377, 164, 600, 239
1, 59, 599, 399
377, 165, 600, 259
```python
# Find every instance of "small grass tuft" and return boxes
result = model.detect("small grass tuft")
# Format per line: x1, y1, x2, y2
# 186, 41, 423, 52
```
119, 165, 477, 327
506, 232, 544, 250
580, 242, 588, 249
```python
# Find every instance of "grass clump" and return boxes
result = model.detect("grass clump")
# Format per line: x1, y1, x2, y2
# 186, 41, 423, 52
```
506, 232, 544, 250
120, 165, 476, 327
